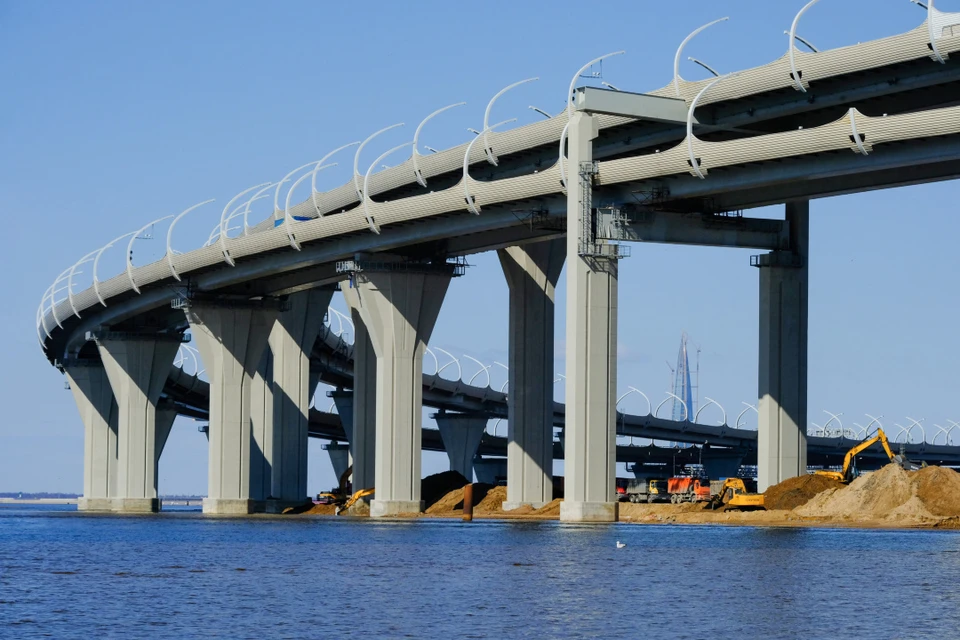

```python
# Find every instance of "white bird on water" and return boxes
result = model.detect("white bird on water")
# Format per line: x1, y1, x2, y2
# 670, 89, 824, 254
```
616, 541, 626, 549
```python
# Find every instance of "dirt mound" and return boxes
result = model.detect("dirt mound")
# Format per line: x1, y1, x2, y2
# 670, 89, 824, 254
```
914, 466, 960, 516
424, 483, 496, 515
764, 474, 844, 511
475, 486, 508, 513
421, 471, 469, 509
533, 499, 562, 517
299, 503, 337, 515
795, 464, 960, 521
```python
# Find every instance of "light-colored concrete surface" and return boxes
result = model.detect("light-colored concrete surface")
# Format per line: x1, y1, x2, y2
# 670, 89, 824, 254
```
201, 498, 266, 515
111, 498, 160, 513
268, 289, 331, 506
503, 501, 548, 511
97, 335, 180, 513
757, 201, 809, 492
498, 238, 564, 509
433, 412, 487, 481
64, 363, 118, 508
343, 270, 451, 516
563, 112, 618, 521
560, 500, 619, 523
370, 500, 424, 517
184, 303, 281, 515
324, 441, 351, 484
76, 497, 114, 512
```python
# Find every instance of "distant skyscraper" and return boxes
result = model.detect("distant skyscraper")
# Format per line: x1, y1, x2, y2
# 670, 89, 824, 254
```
671, 332, 694, 423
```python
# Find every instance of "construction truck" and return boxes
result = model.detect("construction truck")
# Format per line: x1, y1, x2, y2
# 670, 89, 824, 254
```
814, 428, 924, 484
706, 478, 765, 511
616, 478, 670, 503
668, 477, 713, 504
315, 465, 375, 515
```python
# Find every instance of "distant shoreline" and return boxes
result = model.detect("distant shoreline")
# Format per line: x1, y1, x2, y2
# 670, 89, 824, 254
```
0, 498, 77, 505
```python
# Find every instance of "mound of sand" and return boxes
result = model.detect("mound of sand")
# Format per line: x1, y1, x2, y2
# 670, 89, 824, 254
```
421, 471, 470, 509
474, 486, 507, 513
424, 483, 497, 515
764, 474, 844, 511
795, 464, 960, 521
299, 503, 337, 516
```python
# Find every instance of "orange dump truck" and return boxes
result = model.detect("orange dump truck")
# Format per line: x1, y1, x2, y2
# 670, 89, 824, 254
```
668, 477, 712, 504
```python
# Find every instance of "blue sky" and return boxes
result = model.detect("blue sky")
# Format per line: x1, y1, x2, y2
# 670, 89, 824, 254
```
3, 0, 959, 495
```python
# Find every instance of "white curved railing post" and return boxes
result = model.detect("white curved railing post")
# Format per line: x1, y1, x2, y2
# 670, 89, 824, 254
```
353, 123, 404, 200
219, 183, 271, 267
864, 414, 884, 437
364, 143, 413, 234
558, 121, 571, 191
687, 74, 734, 179
933, 424, 949, 445
424, 347, 439, 376
274, 161, 324, 216
126, 215, 174, 294
783, 30, 819, 53
463, 354, 491, 388
312, 142, 360, 216
736, 402, 758, 430
482, 78, 538, 166
48, 268, 74, 329
788, 0, 822, 93
434, 347, 462, 381
493, 361, 509, 393
463, 119, 517, 215
928, 0, 948, 64
412, 102, 466, 186
694, 396, 726, 426
673, 17, 729, 97
654, 393, 689, 421
566, 51, 626, 120
166, 199, 215, 280
68, 250, 99, 318
947, 420, 960, 446
822, 410, 844, 438
284, 164, 336, 250
905, 416, 925, 444
241, 185, 275, 236
894, 423, 910, 444
93, 231, 137, 307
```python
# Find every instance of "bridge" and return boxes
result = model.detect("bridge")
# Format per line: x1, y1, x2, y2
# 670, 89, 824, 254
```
36, 2, 960, 520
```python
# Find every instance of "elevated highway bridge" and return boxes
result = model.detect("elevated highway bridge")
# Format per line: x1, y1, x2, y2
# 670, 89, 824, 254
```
36, 3, 960, 519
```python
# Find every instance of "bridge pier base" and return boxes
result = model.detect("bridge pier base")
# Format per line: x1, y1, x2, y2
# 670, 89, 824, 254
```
64, 361, 118, 512
341, 265, 453, 517
433, 411, 487, 481
498, 239, 564, 510
94, 333, 181, 513
756, 201, 809, 492
182, 300, 283, 515
265, 289, 331, 513
561, 112, 618, 523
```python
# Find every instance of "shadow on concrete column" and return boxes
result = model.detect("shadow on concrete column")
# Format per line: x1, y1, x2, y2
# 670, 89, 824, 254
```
181, 298, 284, 515
432, 411, 488, 481
755, 200, 809, 492
95, 332, 182, 513
341, 264, 454, 517
64, 360, 118, 512
498, 238, 564, 510
266, 288, 332, 513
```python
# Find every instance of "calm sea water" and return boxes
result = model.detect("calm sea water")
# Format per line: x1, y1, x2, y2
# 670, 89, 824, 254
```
1, 505, 958, 639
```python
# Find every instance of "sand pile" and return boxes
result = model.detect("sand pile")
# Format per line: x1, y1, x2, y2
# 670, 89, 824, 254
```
300, 503, 337, 515
475, 486, 508, 513
764, 474, 844, 511
424, 483, 497, 515
796, 464, 960, 522
421, 471, 470, 509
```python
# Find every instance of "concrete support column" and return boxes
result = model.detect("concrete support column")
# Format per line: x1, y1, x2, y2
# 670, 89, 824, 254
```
561, 112, 619, 523
95, 333, 181, 513
756, 201, 809, 492
266, 288, 331, 512
249, 350, 274, 505
181, 300, 283, 514
341, 265, 453, 517
323, 441, 351, 487
432, 412, 488, 481
498, 239, 564, 510
64, 361, 118, 512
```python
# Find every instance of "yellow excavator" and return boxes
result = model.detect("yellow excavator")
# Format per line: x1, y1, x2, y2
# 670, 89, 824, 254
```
814, 428, 924, 484
706, 478, 765, 511
316, 465, 375, 515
